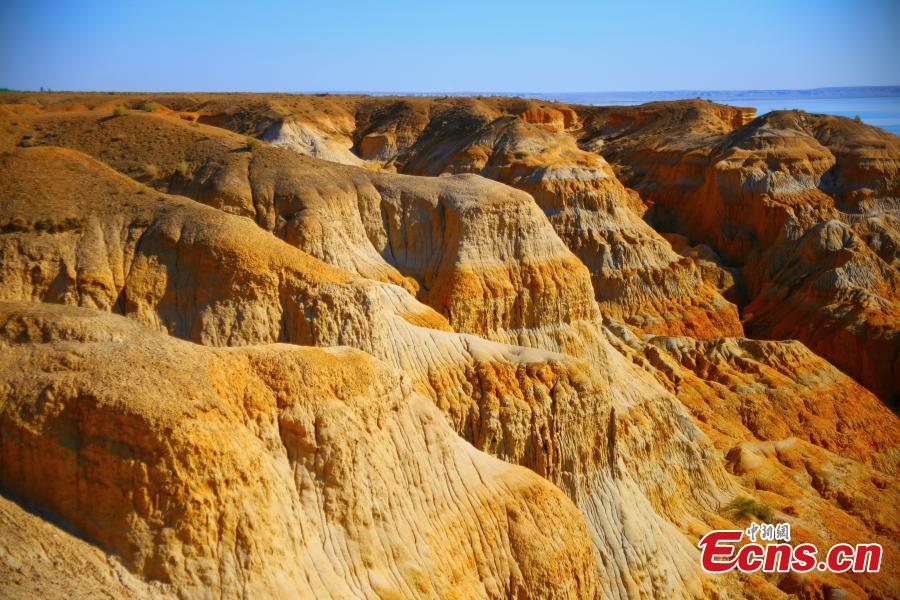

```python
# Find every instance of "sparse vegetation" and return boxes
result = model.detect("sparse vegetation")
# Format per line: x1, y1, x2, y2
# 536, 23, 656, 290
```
175, 161, 190, 176
2, 217, 82, 234
138, 100, 158, 112
853, 115, 862, 123
112, 105, 128, 117
244, 135, 261, 151
1, 217, 28, 233
728, 496, 775, 521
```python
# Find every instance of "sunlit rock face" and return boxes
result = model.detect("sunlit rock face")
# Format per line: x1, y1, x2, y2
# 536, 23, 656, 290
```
0, 145, 738, 598
1, 93, 898, 599
0, 301, 601, 599
580, 101, 900, 405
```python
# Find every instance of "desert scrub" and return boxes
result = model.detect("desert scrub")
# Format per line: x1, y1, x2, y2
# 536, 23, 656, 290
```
34, 217, 83, 234
728, 496, 775, 521
2, 217, 82, 234
1, 217, 29, 233
175, 161, 190, 176
137, 101, 158, 112
244, 135, 261, 151
112, 105, 128, 117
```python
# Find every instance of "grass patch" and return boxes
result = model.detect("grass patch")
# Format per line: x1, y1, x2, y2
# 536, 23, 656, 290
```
728, 496, 775, 521
112, 105, 128, 117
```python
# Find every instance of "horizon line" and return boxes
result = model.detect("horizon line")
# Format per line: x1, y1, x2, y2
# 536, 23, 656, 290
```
4, 84, 900, 96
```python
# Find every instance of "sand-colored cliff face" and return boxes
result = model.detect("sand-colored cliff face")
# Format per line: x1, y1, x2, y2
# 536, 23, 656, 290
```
0, 145, 744, 599
0, 493, 165, 599
5, 95, 743, 341
391, 110, 742, 340
603, 326, 900, 598
1, 94, 899, 599
0, 302, 599, 598
581, 101, 900, 404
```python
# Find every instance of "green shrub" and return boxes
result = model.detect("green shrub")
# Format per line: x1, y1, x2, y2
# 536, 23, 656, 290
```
112, 105, 128, 117
728, 496, 775, 521
137, 100, 158, 112
244, 135, 261, 151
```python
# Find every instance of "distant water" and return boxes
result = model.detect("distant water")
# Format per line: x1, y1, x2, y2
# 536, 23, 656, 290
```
533, 93, 900, 136
732, 97, 900, 135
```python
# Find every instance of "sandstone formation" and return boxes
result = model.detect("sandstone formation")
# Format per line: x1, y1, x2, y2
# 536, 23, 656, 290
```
0, 494, 163, 599
3, 94, 745, 341
0, 144, 741, 598
1, 93, 899, 599
0, 301, 598, 598
579, 101, 900, 404
603, 326, 900, 598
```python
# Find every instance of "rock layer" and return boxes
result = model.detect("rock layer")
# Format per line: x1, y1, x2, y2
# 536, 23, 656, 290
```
0, 145, 740, 598
1, 301, 599, 598
1, 94, 899, 599
580, 101, 900, 403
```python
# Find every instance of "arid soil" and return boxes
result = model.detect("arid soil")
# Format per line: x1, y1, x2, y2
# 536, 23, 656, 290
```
0, 92, 898, 599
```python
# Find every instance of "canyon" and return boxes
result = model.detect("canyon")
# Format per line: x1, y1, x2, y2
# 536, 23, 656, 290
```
0, 92, 897, 599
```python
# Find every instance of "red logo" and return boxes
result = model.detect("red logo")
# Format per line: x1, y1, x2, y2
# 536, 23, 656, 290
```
698, 526, 882, 574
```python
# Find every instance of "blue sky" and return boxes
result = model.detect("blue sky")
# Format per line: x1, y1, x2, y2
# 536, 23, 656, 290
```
1, 0, 898, 92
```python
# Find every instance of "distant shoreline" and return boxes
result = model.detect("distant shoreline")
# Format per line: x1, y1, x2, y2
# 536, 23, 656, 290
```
355, 86, 900, 101
534, 86, 900, 103
4, 85, 899, 100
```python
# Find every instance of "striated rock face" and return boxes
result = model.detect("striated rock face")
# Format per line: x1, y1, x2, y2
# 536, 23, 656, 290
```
604, 326, 899, 469
0, 144, 742, 599
604, 325, 900, 597
350, 101, 741, 340
393, 110, 741, 339
581, 101, 900, 403
1, 94, 899, 599
22, 102, 742, 341
0, 493, 164, 599
742, 218, 900, 405
518, 106, 580, 131
0, 301, 599, 598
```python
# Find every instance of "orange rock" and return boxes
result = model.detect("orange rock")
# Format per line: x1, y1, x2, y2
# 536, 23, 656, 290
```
2, 93, 899, 599
582, 100, 900, 404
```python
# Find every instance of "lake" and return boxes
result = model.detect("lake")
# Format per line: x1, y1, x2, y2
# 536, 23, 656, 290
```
533, 93, 900, 136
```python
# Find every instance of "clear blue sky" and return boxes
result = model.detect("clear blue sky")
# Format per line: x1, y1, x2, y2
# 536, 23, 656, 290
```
1, 0, 898, 92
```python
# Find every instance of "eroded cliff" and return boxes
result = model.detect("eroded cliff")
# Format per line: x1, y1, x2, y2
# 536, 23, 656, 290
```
1, 93, 898, 599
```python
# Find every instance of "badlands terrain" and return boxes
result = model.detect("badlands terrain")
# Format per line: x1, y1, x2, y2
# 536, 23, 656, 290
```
0, 92, 898, 599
